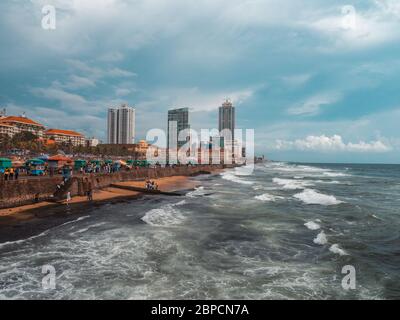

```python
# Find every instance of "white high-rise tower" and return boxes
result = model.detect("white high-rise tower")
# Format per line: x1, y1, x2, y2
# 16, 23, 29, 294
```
107, 104, 136, 144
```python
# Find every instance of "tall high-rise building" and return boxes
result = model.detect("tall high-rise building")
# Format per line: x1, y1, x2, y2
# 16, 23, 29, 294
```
167, 107, 190, 163
218, 99, 235, 145
167, 107, 190, 148
107, 104, 136, 144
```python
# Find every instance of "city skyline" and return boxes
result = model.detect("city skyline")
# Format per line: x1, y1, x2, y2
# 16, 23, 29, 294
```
1, 1, 400, 163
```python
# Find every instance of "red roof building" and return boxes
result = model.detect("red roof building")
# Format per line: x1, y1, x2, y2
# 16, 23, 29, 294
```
45, 129, 86, 146
0, 116, 45, 137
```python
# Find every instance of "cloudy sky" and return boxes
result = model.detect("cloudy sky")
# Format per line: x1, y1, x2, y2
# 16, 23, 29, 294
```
1, 0, 400, 163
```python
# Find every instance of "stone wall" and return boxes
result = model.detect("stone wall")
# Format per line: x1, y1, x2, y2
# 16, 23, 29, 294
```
0, 164, 230, 209
0, 177, 63, 209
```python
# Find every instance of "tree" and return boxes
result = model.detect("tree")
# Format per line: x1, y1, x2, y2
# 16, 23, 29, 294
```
12, 131, 38, 144
0, 133, 12, 153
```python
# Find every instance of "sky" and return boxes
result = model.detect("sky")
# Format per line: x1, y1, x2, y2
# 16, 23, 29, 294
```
1, 0, 400, 163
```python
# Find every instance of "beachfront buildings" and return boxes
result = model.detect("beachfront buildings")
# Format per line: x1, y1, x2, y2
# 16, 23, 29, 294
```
44, 129, 86, 146
218, 99, 235, 146
107, 104, 136, 144
0, 122, 19, 137
167, 107, 190, 163
0, 115, 45, 137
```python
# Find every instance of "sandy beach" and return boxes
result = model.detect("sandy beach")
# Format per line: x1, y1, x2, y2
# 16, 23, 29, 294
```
0, 175, 203, 243
0, 175, 198, 218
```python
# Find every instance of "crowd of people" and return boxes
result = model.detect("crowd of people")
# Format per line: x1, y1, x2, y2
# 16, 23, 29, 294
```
77, 162, 122, 175
0, 167, 20, 181
145, 180, 159, 191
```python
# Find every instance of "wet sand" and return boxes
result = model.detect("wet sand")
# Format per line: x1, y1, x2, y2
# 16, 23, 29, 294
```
0, 175, 200, 244
116, 175, 199, 192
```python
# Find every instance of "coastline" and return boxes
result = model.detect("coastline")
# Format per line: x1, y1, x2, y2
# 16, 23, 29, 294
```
0, 173, 213, 244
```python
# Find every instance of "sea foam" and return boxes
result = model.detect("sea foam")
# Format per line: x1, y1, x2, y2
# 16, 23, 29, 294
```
305, 221, 321, 230
329, 244, 348, 256
313, 231, 328, 245
322, 172, 350, 177
294, 189, 343, 206
141, 202, 185, 227
254, 193, 283, 202
272, 178, 312, 190
221, 172, 254, 185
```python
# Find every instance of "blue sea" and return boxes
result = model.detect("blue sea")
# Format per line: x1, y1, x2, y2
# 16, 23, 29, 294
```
0, 162, 399, 299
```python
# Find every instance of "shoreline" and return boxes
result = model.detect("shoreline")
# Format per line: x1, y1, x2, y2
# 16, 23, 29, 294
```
0, 173, 215, 244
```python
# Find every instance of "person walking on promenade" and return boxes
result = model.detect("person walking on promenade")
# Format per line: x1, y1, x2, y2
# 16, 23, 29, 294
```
66, 192, 71, 206
4, 168, 9, 181
87, 180, 93, 201
9, 167, 14, 180
84, 177, 93, 201
15, 167, 19, 180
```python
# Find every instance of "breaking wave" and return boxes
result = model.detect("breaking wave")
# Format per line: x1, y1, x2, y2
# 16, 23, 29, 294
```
304, 221, 321, 231
141, 202, 186, 227
294, 189, 343, 206
329, 244, 349, 256
313, 231, 328, 245
254, 193, 283, 202
322, 172, 350, 177
272, 178, 313, 190
221, 172, 254, 185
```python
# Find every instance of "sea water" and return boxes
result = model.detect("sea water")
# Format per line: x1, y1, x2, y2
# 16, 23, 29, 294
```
0, 162, 399, 299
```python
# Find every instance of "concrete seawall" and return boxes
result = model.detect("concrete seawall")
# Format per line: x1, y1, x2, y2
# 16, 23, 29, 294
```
0, 164, 230, 209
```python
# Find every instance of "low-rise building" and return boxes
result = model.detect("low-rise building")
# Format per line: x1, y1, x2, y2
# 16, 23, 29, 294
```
0, 116, 45, 137
0, 122, 19, 137
45, 129, 86, 146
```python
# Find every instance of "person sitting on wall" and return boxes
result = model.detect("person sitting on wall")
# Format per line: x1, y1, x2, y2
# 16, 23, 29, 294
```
145, 180, 151, 190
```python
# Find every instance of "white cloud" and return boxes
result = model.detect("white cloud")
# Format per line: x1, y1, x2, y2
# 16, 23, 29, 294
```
61, 75, 96, 89
97, 51, 124, 62
305, 3, 400, 51
108, 68, 137, 78
276, 134, 392, 153
115, 88, 131, 97
147, 87, 255, 112
281, 74, 312, 87
66, 59, 136, 80
288, 92, 342, 116
31, 86, 87, 108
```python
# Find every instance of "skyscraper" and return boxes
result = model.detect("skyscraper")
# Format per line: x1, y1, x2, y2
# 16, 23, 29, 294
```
167, 107, 190, 163
218, 99, 235, 145
107, 104, 136, 144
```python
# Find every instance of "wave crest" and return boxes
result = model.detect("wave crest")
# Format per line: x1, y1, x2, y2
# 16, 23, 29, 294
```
254, 193, 283, 202
313, 231, 328, 245
141, 202, 185, 227
305, 221, 321, 230
294, 189, 343, 206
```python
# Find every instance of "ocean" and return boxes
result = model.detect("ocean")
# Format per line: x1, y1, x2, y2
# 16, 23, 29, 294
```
0, 162, 399, 299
